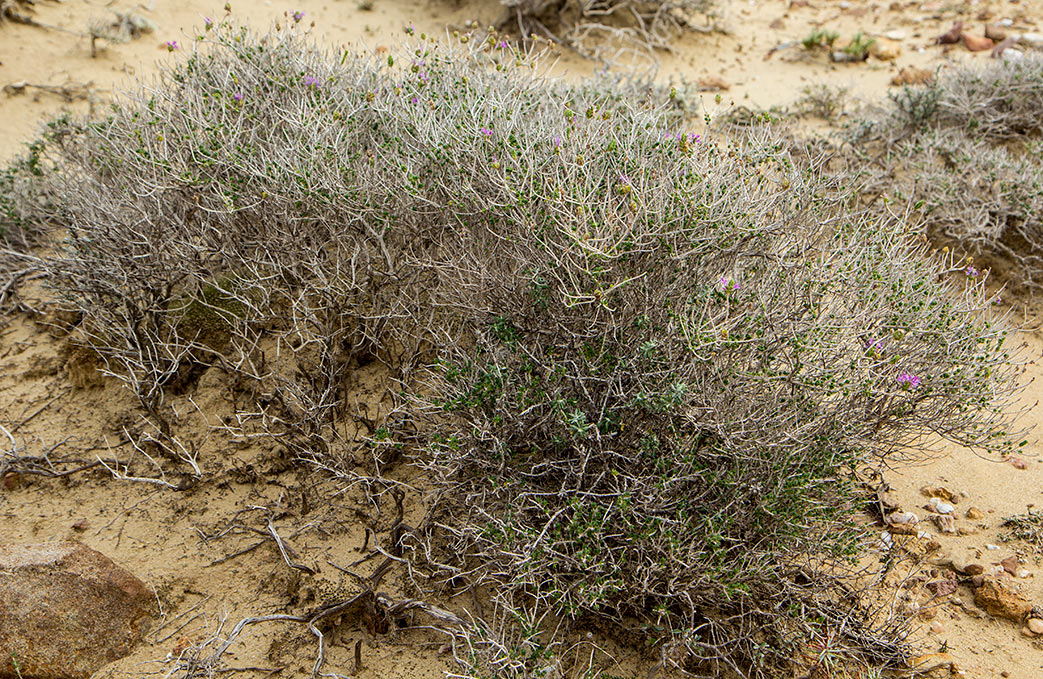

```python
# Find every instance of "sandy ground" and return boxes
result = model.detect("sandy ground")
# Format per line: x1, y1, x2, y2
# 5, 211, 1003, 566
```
3, 0, 1043, 677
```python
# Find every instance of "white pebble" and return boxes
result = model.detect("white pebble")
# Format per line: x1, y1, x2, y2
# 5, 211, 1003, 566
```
987, 543, 1000, 550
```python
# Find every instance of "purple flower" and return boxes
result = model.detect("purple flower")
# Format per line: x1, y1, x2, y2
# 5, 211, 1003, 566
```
303, 75, 320, 88
866, 338, 883, 352
553, 135, 562, 147
664, 132, 675, 141
204, 16, 213, 30
418, 71, 429, 83
687, 132, 701, 143
166, 40, 179, 52
965, 266, 979, 277
718, 276, 740, 293
480, 127, 493, 137
496, 40, 508, 49
994, 296, 1003, 305
233, 91, 244, 102
292, 10, 305, 22
896, 371, 922, 390
411, 95, 419, 105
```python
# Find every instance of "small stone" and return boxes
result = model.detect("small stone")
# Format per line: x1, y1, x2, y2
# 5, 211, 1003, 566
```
1023, 625, 1037, 638
973, 576, 1032, 621
930, 620, 944, 634
921, 486, 959, 504
72, 519, 90, 532
1019, 32, 1043, 49
963, 34, 994, 52
884, 29, 907, 41
888, 510, 919, 525
697, 76, 730, 92
1018, 569, 1030, 579
870, 38, 902, 60
926, 578, 958, 596
932, 514, 957, 534
985, 24, 1008, 42
769, 17, 786, 30
1001, 556, 1019, 576
929, 497, 956, 515
987, 543, 1000, 550
1006, 455, 1028, 470
936, 21, 963, 45
1, 471, 19, 491
891, 67, 934, 86
1029, 618, 1043, 635
909, 653, 956, 677
965, 507, 984, 520
965, 563, 985, 576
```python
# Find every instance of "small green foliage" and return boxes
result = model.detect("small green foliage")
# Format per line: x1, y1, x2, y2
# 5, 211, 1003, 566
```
801, 28, 839, 50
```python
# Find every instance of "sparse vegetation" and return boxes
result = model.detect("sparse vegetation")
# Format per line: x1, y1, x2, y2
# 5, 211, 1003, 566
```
1, 19, 1027, 679
1002, 509, 1043, 552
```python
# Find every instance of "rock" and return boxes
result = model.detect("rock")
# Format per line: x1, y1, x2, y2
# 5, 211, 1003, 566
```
985, 24, 1008, 42
1023, 625, 1037, 638
965, 507, 984, 520
932, 514, 957, 534
964, 563, 985, 576
884, 30, 907, 41
929, 497, 956, 514
888, 510, 919, 526
972, 576, 1031, 621
936, 21, 963, 45
697, 76, 730, 92
963, 34, 994, 52
921, 486, 959, 504
71, 519, 89, 532
1029, 618, 1043, 635
930, 620, 944, 634
1006, 455, 1028, 470
909, 653, 957, 678
891, 67, 934, 86
926, 578, 958, 596
870, 38, 902, 60
1001, 556, 1019, 576
0, 541, 155, 679
1, 472, 18, 491
1019, 33, 1043, 49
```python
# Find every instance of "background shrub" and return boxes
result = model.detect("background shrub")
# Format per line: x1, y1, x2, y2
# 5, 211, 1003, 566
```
11, 21, 1023, 678
852, 54, 1043, 290
497, 0, 724, 62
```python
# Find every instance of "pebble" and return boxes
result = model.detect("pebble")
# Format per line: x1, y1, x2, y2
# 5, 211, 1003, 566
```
930, 620, 945, 634
1030, 618, 1043, 635
965, 507, 984, 520
870, 38, 902, 60
963, 34, 994, 52
1019, 33, 1043, 49
1018, 568, 1030, 579
932, 514, 957, 534
985, 24, 1008, 42
884, 30, 907, 41
889, 510, 919, 525
929, 497, 955, 515
987, 544, 1000, 551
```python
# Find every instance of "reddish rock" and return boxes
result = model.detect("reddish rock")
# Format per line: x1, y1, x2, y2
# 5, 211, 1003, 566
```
936, 21, 963, 45
963, 34, 994, 52
0, 541, 155, 679
926, 578, 958, 596
972, 576, 1031, 622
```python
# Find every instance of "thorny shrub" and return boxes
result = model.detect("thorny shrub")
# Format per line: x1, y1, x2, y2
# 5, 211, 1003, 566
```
5, 20, 1025, 678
